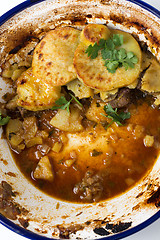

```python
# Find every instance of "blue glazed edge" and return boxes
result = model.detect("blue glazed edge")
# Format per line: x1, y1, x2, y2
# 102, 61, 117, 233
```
0, 0, 160, 239
0, 214, 52, 240
1, 209, 160, 240
0, 0, 160, 26
127, 0, 160, 18
0, 0, 45, 26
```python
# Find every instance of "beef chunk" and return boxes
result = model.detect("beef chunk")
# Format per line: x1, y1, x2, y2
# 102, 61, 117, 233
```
108, 88, 143, 108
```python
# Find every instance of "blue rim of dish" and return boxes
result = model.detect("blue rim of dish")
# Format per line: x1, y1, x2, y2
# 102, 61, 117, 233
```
1, 0, 160, 26
0, 210, 160, 240
0, 0, 160, 239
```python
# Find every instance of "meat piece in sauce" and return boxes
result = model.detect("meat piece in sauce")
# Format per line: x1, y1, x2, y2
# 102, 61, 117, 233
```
73, 171, 103, 202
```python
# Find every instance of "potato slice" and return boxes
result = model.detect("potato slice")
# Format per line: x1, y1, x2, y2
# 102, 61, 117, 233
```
33, 156, 54, 182
141, 58, 160, 92
67, 79, 94, 99
80, 24, 110, 45
141, 51, 153, 70
74, 25, 142, 91
94, 88, 118, 101
32, 27, 80, 86
17, 68, 61, 111
50, 106, 83, 132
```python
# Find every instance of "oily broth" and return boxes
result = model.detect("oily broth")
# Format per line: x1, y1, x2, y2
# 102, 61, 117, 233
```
11, 99, 160, 203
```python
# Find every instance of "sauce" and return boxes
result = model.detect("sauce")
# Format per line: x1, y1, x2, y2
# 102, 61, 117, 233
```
11, 100, 160, 203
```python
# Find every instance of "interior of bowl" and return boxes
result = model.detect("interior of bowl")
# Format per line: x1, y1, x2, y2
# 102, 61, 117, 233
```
0, 0, 160, 239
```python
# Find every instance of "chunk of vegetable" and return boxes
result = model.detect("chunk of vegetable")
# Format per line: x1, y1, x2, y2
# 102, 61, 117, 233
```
11, 67, 26, 81
67, 79, 94, 99
143, 135, 154, 147
25, 137, 43, 148
85, 99, 106, 123
6, 119, 24, 148
17, 68, 61, 111
2, 63, 26, 81
141, 58, 160, 93
52, 142, 63, 153
33, 156, 54, 181
65, 159, 76, 167
50, 106, 83, 132
94, 88, 118, 101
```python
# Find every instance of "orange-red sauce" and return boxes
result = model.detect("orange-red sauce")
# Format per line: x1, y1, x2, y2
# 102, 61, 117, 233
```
11, 100, 160, 203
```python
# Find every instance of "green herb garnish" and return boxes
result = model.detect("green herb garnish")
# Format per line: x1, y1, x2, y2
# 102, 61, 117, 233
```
85, 34, 138, 73
51, 93, 82, 112
51, 96, 71, 112
0, 113, 10, 126
69, 93, 83, 108
85, 38, 106, 59
102, 104, 130, 129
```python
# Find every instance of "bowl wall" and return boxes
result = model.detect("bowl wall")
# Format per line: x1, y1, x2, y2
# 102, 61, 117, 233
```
0, 1, 160, 239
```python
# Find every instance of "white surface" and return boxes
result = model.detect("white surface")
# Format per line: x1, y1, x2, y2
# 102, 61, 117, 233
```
0, 0, 160, 239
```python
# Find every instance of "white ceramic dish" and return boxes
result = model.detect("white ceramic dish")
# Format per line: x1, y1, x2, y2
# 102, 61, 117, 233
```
0, 1, 160, 240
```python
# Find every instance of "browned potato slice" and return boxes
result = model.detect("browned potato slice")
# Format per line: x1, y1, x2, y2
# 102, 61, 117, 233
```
17, 68, 61, 111
80, 24, 110, 45
32, 27, 80, 86
74, 25, 142, 91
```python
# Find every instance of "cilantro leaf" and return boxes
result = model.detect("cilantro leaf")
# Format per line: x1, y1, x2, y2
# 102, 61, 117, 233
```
105, 60, 119, 73
51, 94, 82, 112
51, 96, 72, 112
103, 104, 130, 128
85, 42, 100, 59
129, 54, 138, 64
85, 39, 105, 59
69, 93, 83, 107
112, 34, 123, 46
101, 49, 113, 60
117, 48, 127, 60
127, 51, 134, 59
118, 111, 131, 121
0, 113, 10, 126
85, 34, 138, 73
98, 38, 106, 48
105, 38, 115, 50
